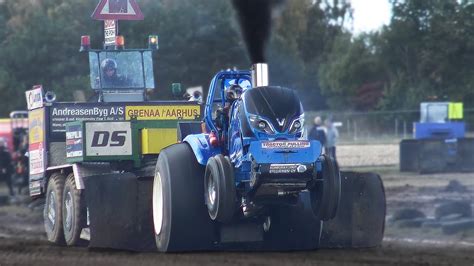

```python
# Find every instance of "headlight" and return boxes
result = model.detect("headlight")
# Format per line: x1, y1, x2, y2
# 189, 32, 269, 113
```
249, 115, 275, 134
289, 115, 305, 134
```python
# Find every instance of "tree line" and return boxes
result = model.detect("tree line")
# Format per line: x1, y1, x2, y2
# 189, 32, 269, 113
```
0, 0, 472, 116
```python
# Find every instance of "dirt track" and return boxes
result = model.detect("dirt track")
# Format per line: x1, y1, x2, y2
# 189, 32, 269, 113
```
0, 237, 472, 266
0, 145, 473, 265
0, 169, 472, 266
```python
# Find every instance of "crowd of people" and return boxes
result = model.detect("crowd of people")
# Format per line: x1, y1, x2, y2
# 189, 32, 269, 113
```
307, 116, 339, 161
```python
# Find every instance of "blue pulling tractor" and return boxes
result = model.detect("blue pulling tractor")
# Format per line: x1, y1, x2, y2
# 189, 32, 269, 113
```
152, 64, 386, 252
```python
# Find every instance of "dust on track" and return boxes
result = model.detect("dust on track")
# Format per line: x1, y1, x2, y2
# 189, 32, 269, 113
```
0, 194, 472, 266
0, 237, 472, 266
0, 145, 473, 265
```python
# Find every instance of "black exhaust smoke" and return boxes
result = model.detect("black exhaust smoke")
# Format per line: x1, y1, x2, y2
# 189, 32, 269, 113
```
232, 0, 284, 64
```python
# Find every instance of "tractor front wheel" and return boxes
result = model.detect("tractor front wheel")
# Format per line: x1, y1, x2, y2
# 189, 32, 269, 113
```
204, 155, 236, 223
310, 154, 341, 221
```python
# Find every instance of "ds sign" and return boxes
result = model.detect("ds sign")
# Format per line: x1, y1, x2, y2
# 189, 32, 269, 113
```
91, 130, 127, 147
85, 122, 132, 156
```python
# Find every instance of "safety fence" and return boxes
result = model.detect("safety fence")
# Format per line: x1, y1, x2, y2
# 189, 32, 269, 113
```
306, 109, 474, 145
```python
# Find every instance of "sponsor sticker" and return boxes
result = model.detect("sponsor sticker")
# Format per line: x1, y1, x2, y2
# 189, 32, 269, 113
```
262, 141, 310, 149
25, 85, 43, 110
66, 124, 84, 158
29, 109, 45, 144
67, 150, 83, 158
125, 105, 200, 120
269, 164, 298, 174
28, 109, 46, 176
66, 131, 82, 140
269, 164, 309, 174
50, 104, 125, 133
29, 142, 45, 176
104, 20, 116, 46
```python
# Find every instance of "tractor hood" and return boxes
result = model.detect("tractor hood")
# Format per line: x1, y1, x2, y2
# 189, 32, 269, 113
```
243, 86, 303, 134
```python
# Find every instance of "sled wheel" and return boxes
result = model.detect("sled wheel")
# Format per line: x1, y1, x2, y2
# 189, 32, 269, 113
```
204, 155, 236, 223
153, 143, 214, 252
310, 154, 341, 221
62, 173, 87, 246
44, 172, 66, 245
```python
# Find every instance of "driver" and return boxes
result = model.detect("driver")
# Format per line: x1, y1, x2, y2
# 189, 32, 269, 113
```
215, 84, 244, 130
225, 84, 243, 102
100, 58, 131, 88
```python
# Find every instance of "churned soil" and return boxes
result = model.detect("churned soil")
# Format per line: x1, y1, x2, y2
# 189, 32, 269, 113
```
0, 144, 472, 265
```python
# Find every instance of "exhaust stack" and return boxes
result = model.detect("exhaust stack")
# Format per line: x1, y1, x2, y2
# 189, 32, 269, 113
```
252, 63, 269, 88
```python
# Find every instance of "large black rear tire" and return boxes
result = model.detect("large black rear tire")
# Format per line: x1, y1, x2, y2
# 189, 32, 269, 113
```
152, 143, 215, 252
44, 172, 66, 245
62, 173, 87, 246
319, 172, 386, 248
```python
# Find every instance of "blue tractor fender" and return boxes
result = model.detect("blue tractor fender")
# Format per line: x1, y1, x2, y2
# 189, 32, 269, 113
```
183, 133, 222, 166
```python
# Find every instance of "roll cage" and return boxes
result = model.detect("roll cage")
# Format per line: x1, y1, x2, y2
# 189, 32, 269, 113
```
204, 70, 251, 134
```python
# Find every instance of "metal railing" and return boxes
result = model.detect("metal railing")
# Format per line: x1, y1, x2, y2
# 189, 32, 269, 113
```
306, 109, 474, 144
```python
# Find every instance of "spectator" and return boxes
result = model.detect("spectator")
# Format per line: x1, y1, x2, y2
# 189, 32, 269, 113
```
325, 118, 339, 161
0, 141, 13, 196
308, 116, 326, 147
16, 134, 29, 194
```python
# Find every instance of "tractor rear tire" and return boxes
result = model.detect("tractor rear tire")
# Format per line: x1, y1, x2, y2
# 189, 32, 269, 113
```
204, 155, 236, 223
44, 172, 66, 245
310, 154, 341, 221
319, 172, 386, 248
62, 173, 87, 246
152, 143, 215, 252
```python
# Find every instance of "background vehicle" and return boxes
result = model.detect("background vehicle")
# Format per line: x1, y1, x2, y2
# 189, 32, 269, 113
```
0, 112, 28, 155
10, 111, 29, 194
0, 111, 28, 194
400, 102, 474, 173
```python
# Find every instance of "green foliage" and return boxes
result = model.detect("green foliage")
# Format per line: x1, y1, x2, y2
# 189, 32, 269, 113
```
1, 0, 472, 116
269, 0, 351, 109
320, 0, 474, 111
0, 0, 351, 115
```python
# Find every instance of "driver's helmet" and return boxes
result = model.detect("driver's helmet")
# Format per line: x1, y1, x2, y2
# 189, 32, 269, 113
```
101, 58, 117, 73
225, 84, 243, 101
